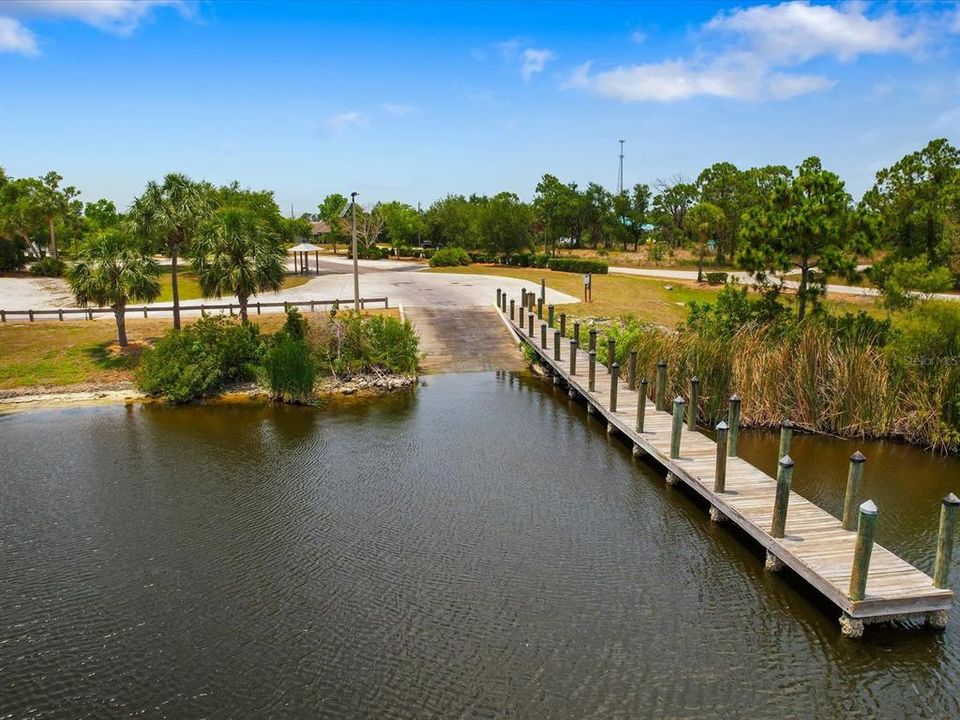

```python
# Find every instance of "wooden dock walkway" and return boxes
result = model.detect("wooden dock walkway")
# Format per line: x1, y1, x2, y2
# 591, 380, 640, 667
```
500, 292, 954, 637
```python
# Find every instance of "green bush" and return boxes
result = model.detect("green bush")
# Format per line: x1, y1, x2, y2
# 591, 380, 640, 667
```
136, 314, 263, 402
348, 245, 390, 260
0, 238, 27, 272
30, 256, 66, 277
311, 311, 419, 376
704, 272, 728, 285
429, 247, 471, 267
263, 333, 316, 402
546, 257, 609, 274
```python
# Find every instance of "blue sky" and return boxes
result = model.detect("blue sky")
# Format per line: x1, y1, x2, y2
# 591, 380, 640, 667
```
1, 1, 957, 214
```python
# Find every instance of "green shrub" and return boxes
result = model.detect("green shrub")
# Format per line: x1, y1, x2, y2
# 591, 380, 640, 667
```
704, 271, 728, 285
0, 238, 27, 272
429, 247, 471, 267
136, 314, 263, 402
546, 258, 609, 274
348, 245, 390, 260
30, 256, 66, 277
263, 333, 316, 402
310, 311, 419, 376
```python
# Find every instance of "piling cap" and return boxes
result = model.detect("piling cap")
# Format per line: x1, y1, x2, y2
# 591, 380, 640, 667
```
730, 393, 741, 402
860, 499, 878, 515
779, 454, 794, 467
658, 360, 667, 367
612, 362, 620, 369
716, 420, 729, 431
691, 376, 700, 384
589, 349, 596, 356
850, 451, 866, 463
640, 376, 648, 384
781, 419, 794, 428
944, 493, 960, 507
674, 395, 685, 404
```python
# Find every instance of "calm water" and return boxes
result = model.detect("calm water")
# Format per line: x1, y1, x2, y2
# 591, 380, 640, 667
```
2, 372, 959, 719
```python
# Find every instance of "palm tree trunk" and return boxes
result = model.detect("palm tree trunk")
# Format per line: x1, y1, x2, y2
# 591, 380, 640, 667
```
48, 216, 58, 260
115, 305, 128, 347
170, 242, 181, 330
239, 293, 249, 324
697, 239, 705, 283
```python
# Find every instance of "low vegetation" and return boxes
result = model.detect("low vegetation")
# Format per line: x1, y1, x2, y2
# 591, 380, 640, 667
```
429, 246, 471, 267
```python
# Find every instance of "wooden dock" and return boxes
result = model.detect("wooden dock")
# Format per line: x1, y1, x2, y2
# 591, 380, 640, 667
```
501, 292, 954, 637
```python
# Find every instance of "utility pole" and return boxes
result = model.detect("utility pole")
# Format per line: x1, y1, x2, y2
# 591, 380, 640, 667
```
617, 139, 625, 195
417, 201, 421, 247
351, 192, 359, 312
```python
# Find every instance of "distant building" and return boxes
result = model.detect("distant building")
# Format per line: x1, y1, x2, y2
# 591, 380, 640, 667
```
310, 220, 331, 238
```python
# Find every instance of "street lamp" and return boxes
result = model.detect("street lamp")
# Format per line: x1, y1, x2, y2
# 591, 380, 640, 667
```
350, 191, 359, 312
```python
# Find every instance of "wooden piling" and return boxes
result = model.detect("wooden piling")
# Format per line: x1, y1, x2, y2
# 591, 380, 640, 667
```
588, 327, 597, 352
727, 394, 741, 457
842, 451, 867, 531
849, 500, 879, 602
559, 313, 566, 337
572, 321, 580, 344
779, 419, 795, 460
537, 297, 543, 320
655, 361, 667, 411
570, 338, 578, 374
528, 313, 534, 337
935, 493, 960, 589
670, 396, 685, 459
553, 330, 561, 360
497, 288, 502, 307
541, 278, 546, 302
610, 363, 620, 412
687, 376, 700, 431
510, 299, 515, 321
628, 350, 638, 391
771, 455, 794, 539
714, 421, 729, 493
540, 322, 547, 349
548, 304, 555, 328
606, 338, 615, 374
636, 378, 647, 432
588, 350, 596, 391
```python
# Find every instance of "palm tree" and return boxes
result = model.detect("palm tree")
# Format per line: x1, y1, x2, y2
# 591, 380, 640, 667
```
191, 207, 286, 323
129, 173, 210, 330
68, 231, 161, 347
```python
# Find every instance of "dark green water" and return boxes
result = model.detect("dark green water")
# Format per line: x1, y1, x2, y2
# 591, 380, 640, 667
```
2, 372, 959, 719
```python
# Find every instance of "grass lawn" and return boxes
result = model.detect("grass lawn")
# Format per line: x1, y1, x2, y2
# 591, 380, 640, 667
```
0, 309, 398, 391
155, 270, 311, 302
427, 264, 888, 324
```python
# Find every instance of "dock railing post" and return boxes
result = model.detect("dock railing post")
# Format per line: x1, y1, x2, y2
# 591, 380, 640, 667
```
842, 452, 867, 531
655, 361, 667, 411
588, 327, 597, 352
570, 338, 578, 374
541, 278, 546, 303
934, 493, 960, 589
714, 421, 729, 493
553, 330, 561, 360
628, 350, 637, 391
687, 376, 700, 431
727, 394, 741, 457
610, 363, 620, 412
548, 304, 555, 328
502, 294, 507, 313
636, 378, 647, 432
540, 323, 547, 349
572, 321, 580, 344
509, 299, 515, 322
670, 396, 685, 459
849, 500, 879, 601
537, 297, 543, 320
559, 313, 566, 337
771, 455, 794, 538
528, 312, 534, 337
607, 338, 615, 373
497, 288, 502, 307
779, 419, 795, 460
588, 351, 596, 391
521, 288, 526, 308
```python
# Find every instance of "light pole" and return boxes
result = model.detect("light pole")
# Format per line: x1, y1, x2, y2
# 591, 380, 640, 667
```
350, 191, 359, 312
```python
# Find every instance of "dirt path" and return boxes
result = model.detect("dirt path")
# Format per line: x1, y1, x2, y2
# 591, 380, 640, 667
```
405, 306, 524, 373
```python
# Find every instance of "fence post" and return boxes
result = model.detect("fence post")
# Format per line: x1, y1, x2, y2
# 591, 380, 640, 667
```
934, 493, 960, 589
842, 451, 867, 531
572, 321, 580, 345
59, 309, 64, 321
727, 394, 741, 457
771, 455, 794, 538
779, 420, 795, 460
88, 309, 93, 320
636, 378, 647, 432
310, 300, 316, 313
528, 312, 534, 337
714, 421, 729, 493
628, 350, 637, 390
29, 309, 34, 322
687, 376, 700, 431
559, 313, 566, 337
570, 338, 578, 375
848, 500, 879, 601
229, 304, 235, 317
142, 307, 148, 319
541, 278, 546, 302
521, 288, 526, 308
547, 304, 555, 328
610, 363, 620, 412
497, 288, 502, 307
510, 299, 515, 321
588, 327, 597, 352
540, 322, 547, 349
537, 297, 543, 320
670, 396, 685, 459
257, 302, 261, 315
655, 361, 667, 411
588, 350, 596, 391
606, 338, 615, 374
1, 309, 5, 322
553, 330, 561, 361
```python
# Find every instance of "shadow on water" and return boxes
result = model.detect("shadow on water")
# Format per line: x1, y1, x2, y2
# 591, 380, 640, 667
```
1, 372, 959, 718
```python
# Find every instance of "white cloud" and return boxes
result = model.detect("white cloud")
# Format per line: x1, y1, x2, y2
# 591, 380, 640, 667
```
0, 16, 37, 55
932, 106, 960, 133
326, 111, 368, 133
630, 29, 646, 44
520, 48, 555, 80
0, 1, 190, 35
381, 102, 416, 116
568, 1, 933, 103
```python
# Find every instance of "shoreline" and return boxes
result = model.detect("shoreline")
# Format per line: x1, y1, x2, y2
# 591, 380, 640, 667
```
0, 373, 418, 413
